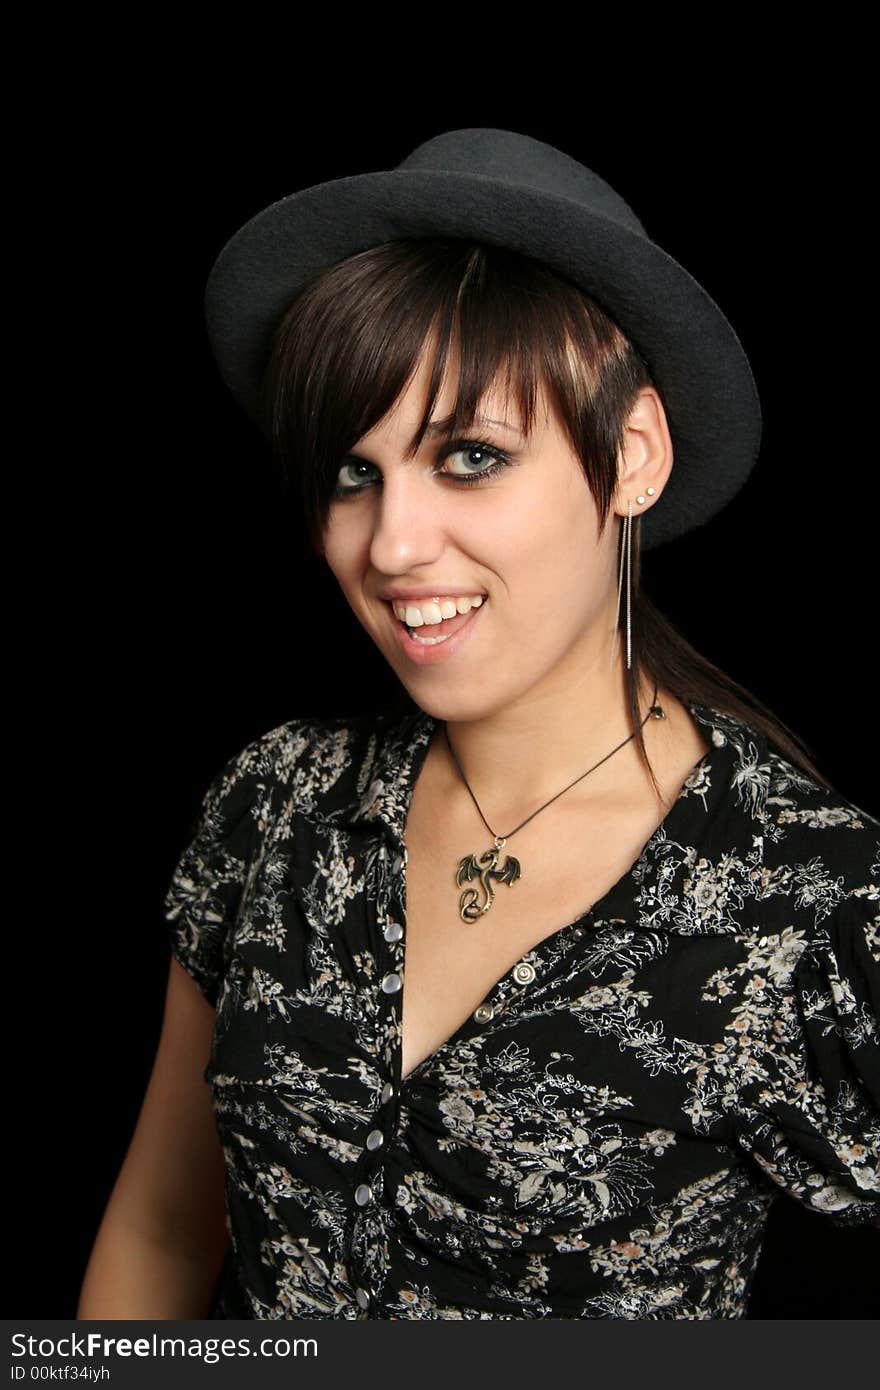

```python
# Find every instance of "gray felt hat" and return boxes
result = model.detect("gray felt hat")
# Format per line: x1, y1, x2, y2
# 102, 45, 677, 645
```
204, 127, 763, 552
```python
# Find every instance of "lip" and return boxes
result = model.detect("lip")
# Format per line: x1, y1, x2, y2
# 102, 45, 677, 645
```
379, 587, 488, 602
383, 598, 487, 667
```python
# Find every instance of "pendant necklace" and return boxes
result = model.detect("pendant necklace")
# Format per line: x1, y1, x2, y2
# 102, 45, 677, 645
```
443, 684, 665, 922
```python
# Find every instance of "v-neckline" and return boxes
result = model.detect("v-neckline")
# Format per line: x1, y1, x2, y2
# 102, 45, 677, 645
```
386, 701, 733, 1088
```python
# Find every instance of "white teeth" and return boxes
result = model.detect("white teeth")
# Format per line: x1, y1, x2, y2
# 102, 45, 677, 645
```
409, 630, 451, 646
392, 594, 485, 626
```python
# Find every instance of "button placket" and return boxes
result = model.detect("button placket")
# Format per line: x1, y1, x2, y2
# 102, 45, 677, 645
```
380, 836, 408, 1098
470, 956, 538, 1023
347, 832, 404, 1317
512, 962, 536, 985
467, 921, 591, 1032
348, 1209, 374, 1316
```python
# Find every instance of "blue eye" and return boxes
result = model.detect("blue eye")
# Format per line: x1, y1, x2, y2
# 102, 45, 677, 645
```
332, 437, 512, 499
333, 459, 377, 494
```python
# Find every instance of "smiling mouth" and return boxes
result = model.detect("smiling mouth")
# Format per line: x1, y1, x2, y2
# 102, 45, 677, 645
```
386, 598, 487, 643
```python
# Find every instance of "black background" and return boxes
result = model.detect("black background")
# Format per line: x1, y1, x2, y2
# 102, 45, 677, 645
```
15, 53, 877, 1321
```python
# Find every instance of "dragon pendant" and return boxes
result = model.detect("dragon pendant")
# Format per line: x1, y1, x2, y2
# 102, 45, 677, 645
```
455, 835, 522, 922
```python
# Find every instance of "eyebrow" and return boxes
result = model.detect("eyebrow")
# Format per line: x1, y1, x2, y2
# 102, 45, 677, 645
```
346, 413, 527, 462
422, 414, 525, 440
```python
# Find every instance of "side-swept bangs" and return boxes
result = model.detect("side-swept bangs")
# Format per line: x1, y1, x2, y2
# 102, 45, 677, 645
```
263, 238, 653, 555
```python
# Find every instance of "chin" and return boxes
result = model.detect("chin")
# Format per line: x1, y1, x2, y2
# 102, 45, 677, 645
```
403, 689, 503, 725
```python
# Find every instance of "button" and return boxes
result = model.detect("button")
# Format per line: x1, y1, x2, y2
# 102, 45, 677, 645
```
473, 1003, 494, 1022
381, 1082, 395, 1103
513, 962, 535, 984
572, 926, 584, 939
392, 854, 404, 873
380, 972, 402, 993
355, 1183, 373, 1206
355, 1286, 370, 1310
366, 1128, 384, 1151
383, 921, 403, 942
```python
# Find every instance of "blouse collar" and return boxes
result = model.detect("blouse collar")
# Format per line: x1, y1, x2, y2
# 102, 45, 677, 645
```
350, 699, 772, 851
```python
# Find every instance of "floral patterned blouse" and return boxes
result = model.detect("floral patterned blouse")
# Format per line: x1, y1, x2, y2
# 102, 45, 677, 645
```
163, 699, 879, 1320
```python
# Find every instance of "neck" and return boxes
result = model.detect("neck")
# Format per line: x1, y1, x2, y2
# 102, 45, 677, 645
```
433, 662, 665, 824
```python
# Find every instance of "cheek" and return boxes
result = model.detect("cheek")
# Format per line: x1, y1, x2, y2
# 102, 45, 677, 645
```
321, 516, 364, 583
494, 498, 605, 644
497, 486, 596, 587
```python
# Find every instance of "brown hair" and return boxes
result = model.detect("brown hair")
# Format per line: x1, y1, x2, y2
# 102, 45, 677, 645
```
263, 237, 833, 800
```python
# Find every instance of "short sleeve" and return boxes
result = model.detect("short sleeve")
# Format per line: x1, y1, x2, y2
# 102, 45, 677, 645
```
162, 742, 266, 1008
730, 894, 880, 1226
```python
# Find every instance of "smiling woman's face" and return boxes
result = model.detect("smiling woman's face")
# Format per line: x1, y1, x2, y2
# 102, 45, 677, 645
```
321, 342, 638, 723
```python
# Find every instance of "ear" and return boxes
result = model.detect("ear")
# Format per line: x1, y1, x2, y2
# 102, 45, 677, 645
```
612, 387, 673, 518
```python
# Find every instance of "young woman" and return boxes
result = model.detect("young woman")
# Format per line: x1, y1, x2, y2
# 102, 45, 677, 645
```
78, 128, 879, 1320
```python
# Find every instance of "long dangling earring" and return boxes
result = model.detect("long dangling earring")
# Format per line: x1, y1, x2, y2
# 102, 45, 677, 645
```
610, 490, 654, 671
610, 498, 632, 671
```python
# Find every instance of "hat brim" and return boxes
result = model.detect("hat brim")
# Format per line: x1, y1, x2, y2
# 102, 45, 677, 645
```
205, 169, 762, 552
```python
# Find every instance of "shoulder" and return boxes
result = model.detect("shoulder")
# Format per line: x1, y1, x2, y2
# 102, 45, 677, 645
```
744, 743, 879, 976
210, 706, 404, 821
693, 700, 877, 883
760, 742, 878, 904
686, 703, 877, 945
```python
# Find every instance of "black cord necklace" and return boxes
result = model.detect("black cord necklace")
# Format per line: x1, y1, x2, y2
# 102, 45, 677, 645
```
443, 683, 665, 922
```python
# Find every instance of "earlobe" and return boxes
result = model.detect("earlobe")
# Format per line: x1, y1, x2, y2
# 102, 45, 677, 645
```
611, 485, 659, 524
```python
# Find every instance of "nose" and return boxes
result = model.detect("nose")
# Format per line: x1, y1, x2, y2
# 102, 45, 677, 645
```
368, 469, 447, 577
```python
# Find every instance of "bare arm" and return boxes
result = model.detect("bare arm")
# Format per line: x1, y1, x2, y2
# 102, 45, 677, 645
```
77, 958, 228, 1319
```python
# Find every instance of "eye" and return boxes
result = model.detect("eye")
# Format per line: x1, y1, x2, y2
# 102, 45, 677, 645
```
331, 437, 513, 499
334, 459, 376, 494
442, 440, 511, 484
